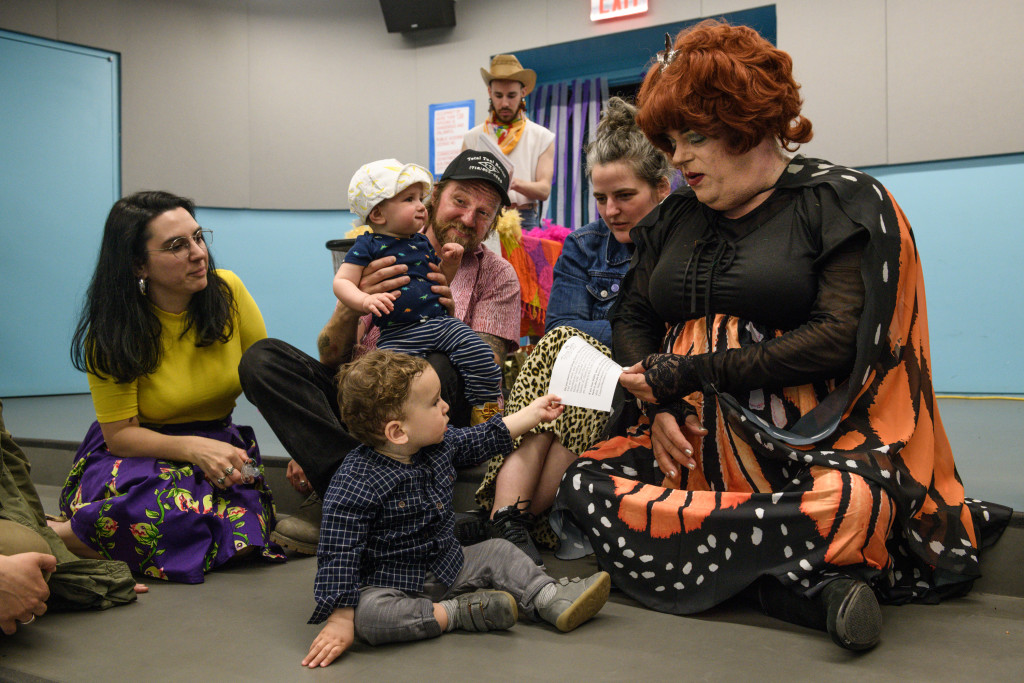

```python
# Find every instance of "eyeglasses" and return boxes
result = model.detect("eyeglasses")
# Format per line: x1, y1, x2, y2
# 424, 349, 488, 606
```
148, 228, 212, 260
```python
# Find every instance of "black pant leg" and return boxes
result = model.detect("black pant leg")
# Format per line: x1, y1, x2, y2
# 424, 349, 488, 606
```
425, 351, 471, 427
239, 338, 357, 497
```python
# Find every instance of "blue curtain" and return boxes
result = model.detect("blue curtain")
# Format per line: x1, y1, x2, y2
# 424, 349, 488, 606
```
529, 77, 608, 230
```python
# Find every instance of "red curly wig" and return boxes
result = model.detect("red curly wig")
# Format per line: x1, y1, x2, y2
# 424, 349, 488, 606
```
637, 20, 813, 156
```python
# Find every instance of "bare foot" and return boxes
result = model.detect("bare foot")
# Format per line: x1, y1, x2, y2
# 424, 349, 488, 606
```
46, 519, 103, 560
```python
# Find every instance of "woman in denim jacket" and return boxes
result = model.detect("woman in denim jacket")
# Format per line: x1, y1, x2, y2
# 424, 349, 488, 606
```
475, 98, 674, 562
543, 217, 630, 349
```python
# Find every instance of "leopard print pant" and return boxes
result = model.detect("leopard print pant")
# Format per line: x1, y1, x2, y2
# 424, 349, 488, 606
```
475, 326, 612, 550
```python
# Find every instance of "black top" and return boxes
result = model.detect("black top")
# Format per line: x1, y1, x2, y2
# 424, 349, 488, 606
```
611, 170, 868, 396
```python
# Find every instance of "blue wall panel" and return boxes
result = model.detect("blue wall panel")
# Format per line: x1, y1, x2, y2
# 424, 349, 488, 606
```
866, 154, 1024, 395
194, 208, 356, 361
0, 31, 119, 396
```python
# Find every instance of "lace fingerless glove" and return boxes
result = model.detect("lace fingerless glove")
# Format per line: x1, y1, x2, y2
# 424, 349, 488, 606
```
641, 353, 703, 405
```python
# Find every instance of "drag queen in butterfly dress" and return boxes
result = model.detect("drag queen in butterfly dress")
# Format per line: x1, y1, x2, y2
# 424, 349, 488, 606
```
551, 21, 1010, 649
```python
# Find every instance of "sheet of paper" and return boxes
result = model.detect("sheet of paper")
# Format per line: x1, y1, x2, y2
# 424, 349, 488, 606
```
474, 133, 515, 178
547, 336, 625, 412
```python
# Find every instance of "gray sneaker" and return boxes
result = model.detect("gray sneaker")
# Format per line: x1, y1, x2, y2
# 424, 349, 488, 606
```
454, 590, 518, 632
537, 572, 611, 632
270, 492, 322, 555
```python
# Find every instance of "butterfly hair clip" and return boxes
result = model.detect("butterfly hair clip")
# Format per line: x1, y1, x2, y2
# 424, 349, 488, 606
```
656, 32, 678, 72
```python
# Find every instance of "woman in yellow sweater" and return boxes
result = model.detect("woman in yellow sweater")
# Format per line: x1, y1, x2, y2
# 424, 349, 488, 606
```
50, 191, 283, 583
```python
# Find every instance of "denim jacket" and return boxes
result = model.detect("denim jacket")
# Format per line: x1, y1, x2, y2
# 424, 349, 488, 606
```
544, 218, 632, 348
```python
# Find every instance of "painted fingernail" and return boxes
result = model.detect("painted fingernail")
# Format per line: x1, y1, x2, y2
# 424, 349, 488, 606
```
668, 470, 676, 479
687, 462, 696, 470
684, 449, 693, 456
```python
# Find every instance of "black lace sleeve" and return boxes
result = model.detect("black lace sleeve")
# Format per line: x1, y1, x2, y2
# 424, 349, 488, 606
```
610, 201, 676, 368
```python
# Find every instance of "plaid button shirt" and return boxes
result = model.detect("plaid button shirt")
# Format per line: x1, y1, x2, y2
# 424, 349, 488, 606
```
309, 415, 513, 623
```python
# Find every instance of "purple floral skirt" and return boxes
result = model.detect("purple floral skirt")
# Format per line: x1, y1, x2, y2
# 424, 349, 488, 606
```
59, 418, 285, 583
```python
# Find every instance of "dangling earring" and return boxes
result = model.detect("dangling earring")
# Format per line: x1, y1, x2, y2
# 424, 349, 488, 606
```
138, 277, 147, 295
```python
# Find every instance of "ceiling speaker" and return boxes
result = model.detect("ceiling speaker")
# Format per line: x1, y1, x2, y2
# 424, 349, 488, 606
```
379, 0, 456, 33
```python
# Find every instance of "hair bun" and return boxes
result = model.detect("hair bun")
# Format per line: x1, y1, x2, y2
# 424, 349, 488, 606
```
597, 97, 638, 135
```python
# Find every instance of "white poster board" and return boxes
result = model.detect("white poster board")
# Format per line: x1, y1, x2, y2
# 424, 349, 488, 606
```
429, 99, 474, 177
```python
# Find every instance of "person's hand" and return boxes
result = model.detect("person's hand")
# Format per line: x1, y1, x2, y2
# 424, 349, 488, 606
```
359, 255, 410, 296
360, 291, 398, 316
619, 362, 656, 402
439, 242, 464, 268
183, 436, 252, 489
528, 394, 565, 424
302, 608, 355, 668
0, 552, 56, 635
650, 411, 707, 484
426, 262, 455, 316
285, 459, 312, 495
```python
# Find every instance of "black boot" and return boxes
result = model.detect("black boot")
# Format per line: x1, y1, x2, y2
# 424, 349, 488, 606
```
820, 578, 882, 651
491, 498, 543, 566
453, 508, 491, 546
757, 576, 881, 651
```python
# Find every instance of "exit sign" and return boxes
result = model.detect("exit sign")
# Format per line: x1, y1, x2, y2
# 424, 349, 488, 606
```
591, 0, 648, 22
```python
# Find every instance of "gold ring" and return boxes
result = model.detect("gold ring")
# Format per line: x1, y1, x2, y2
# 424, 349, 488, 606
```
224, 466, 235, 476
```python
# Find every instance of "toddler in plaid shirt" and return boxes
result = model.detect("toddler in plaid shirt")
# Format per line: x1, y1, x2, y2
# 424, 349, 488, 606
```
303, 350, 610, 668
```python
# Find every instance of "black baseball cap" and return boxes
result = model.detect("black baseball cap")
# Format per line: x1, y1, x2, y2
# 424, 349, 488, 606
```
439, 150, 511, 207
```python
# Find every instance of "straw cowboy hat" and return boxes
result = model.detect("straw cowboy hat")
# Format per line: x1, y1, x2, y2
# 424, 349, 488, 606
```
480, 54, 537, 95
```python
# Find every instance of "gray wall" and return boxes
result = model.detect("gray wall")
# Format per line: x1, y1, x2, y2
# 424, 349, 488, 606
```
1, 0, 1022, 210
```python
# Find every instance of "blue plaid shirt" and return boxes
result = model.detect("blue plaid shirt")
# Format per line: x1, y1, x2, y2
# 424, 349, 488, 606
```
309, 415, 513, 623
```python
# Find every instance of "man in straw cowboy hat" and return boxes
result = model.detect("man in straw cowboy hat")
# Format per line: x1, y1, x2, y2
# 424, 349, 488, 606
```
463, 54, 555, 229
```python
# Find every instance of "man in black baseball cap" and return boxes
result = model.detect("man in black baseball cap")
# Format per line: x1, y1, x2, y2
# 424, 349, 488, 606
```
439, 149, 512, 208
240, 148, 522, 555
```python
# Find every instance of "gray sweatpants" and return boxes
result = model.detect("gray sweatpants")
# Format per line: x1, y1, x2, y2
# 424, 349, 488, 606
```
353, 539, 554, 645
